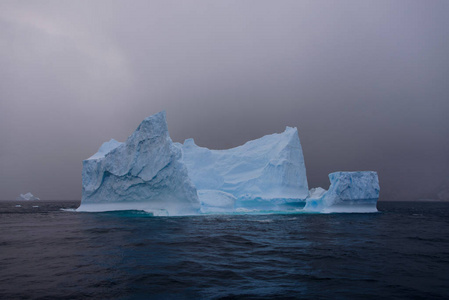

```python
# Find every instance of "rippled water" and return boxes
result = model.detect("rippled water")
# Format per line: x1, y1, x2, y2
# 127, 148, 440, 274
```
1, 201, 448, 299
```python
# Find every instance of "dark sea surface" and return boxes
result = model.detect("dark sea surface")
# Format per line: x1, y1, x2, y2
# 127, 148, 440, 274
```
0, 201, 448, 299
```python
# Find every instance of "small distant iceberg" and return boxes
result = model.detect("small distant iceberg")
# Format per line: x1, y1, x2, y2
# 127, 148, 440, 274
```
16, 192, 40, 201
436, 178, 449, 201
79, 111, 380, 215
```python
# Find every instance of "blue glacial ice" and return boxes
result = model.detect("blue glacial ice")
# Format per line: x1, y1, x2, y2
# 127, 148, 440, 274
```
198, 190, 236, 213
181, 126, 309, 211
78, 111, 380, 215
304, 171, 380, 213
77, 111, 200, 216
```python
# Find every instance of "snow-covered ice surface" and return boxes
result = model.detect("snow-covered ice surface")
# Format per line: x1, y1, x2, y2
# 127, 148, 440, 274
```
304, 171, 380, 213
87, 139, 123, 160
182, 127, 309, 211
78, 111, 200, 216
16, 193, 40, 201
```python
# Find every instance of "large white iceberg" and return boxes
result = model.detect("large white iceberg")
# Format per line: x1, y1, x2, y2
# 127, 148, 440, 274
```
79, 111, 379, 215
304, 171, 379, 213
78, 111, 200, 216
16, 192, 40, 201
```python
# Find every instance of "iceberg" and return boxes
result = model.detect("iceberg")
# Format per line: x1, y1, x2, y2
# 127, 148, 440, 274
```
16, 192, 40, 201
79, 111, 380, 215
181, 127, 309, 210
78, 111, 200, 216
304, 171, 379, 213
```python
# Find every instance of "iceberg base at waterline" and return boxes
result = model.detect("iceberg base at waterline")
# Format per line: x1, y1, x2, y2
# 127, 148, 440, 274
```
197, 190, 236, 213
78, 202, 177, 216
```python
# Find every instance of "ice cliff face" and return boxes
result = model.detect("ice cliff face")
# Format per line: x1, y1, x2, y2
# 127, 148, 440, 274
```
78, 111, 200, 216
305, 171, 379, 213
181, 127, 309, 210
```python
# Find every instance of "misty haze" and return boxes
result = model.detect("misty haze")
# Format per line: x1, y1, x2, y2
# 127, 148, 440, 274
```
1, 1, 449, 299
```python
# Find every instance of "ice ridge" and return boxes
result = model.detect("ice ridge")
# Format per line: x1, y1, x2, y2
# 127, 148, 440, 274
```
78, 111, 200, 216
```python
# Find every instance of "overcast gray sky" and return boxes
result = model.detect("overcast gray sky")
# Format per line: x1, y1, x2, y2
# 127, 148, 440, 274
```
1, 0, 448, 200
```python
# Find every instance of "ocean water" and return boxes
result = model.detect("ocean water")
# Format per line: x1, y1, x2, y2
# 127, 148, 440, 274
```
0, 201, 448, 299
